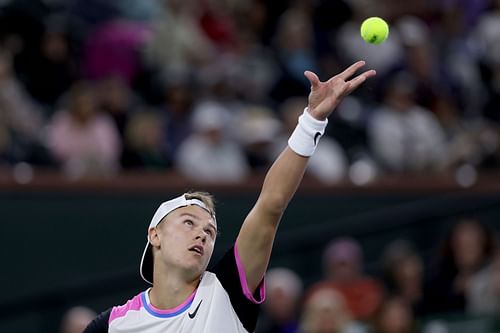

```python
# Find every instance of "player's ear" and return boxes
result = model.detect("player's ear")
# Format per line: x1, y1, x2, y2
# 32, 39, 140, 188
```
149, 227, 161, 248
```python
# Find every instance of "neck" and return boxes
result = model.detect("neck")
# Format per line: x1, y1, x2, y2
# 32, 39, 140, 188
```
149, 270, 200, 310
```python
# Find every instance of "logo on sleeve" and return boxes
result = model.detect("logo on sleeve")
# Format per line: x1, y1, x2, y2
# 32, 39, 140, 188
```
314, 132, 321, 145
188, 300, 203, 319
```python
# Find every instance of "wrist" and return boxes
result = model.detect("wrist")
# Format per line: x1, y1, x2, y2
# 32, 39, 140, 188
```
302, 107, 329, 128
288, 108, 328, 157
305, 107, 328, 122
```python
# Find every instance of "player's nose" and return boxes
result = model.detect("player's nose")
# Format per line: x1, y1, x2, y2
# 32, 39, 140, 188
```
195, 230, 207, 243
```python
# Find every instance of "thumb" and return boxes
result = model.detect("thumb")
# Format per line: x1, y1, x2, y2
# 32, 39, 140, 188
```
304, 71, 320, 90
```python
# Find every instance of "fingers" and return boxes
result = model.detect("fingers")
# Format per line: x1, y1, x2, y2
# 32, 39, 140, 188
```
333, 60, 367, 81
304, 70, 320, 90
345, 69, 377, 94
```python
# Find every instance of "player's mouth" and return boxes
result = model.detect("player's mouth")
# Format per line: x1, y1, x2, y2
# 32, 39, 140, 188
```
189, 245, 204, 256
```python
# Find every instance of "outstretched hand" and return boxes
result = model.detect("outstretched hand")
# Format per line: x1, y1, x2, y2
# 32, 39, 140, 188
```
304, 61, 376, 121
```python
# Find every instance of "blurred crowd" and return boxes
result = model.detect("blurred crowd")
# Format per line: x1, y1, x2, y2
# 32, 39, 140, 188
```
1, 0, 500, 182
255, 218, 500, 333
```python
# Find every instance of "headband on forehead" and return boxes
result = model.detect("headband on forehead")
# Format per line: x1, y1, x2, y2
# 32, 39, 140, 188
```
140, 193, 216, 285
148, 194, 216, 231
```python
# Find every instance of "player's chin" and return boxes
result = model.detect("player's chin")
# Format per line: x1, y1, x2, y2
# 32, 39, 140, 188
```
185, 262, 208, 279
186, 254, 209, 270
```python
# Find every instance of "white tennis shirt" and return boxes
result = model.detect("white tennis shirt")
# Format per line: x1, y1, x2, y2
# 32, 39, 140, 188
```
84, 245, 265, 333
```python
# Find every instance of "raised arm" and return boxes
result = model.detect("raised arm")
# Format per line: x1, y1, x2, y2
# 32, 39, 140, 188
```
235, 61, 376, 293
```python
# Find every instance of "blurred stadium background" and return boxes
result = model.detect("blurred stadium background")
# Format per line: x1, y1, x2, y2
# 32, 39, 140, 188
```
1, 0, 500, 332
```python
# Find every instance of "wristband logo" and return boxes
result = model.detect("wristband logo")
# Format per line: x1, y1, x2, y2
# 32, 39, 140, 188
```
314, 132, 321, 145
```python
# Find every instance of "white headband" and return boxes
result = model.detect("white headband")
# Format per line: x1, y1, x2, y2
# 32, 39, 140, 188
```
148, 195, 216, 231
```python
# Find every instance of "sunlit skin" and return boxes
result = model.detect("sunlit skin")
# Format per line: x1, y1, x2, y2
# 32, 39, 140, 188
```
148, 206, 217, 309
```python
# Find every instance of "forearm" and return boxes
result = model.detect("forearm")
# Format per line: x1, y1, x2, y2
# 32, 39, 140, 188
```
257, 107, 329, 218
257, 146, 309, 217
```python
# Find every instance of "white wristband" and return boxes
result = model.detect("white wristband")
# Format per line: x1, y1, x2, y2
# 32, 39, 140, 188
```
288, 108, 328, 157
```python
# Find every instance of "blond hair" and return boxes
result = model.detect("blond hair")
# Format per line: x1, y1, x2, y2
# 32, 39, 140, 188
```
184, 191, 216, 218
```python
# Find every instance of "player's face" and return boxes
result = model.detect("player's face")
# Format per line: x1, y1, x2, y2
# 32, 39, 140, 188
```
156, 206, 217, 277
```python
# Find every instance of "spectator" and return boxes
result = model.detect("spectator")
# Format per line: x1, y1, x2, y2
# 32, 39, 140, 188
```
60, 306, 96, 333
299, 287, 367, 333
270, 4, 318, 103
372, 297, 417, 333
175, 101, 249, 183
308, 237, 384, 321
427, 219, 496, 313
81, 19, 151, 84
472, 0, 500, 69
47, 81, 121, 178
0, 52, 48, 164
143, 0, 215, 78
368, 71, 448, 172
258, 267, 303, 333
395, 16, 445, 111
160, 78, 196, 156
381, 240, 427, 316
121, 109, 170, 170
200, 28, 280, 104
198, 0, 239, 52
467, 248, 500, 315
97, 75, 140, 137
20, 15, 78, 110
237, 105, 281, 171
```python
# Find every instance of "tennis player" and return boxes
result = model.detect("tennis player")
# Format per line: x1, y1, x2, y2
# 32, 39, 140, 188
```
83, 61, 376, 333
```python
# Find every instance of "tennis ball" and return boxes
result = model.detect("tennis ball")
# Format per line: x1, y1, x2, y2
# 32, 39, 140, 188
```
360, 17, 389, 45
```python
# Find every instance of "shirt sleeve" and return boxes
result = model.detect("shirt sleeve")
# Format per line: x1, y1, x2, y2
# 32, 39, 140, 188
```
82, 308, 111, 333
208, 244, 265, 333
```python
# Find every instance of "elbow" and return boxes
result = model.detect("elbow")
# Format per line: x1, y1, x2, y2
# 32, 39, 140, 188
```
259, 192, 289, 216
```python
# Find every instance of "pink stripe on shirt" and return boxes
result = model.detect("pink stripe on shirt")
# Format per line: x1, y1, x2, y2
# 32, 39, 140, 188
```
109, 294, 142, 324
234, 243, 266, 304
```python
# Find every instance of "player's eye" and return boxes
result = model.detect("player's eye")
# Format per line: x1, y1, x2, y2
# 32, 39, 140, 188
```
206, 229, 214, 238
184, 220, 194, 227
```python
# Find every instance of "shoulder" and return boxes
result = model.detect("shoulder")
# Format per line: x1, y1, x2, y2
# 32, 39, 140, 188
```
207, 245, 265, 333
107, 292, 144, 327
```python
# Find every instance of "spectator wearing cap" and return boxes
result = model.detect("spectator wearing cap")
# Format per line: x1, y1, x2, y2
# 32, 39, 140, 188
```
306, 237, 384, 321
175, 101, 249, 183
237, 106, 281, 171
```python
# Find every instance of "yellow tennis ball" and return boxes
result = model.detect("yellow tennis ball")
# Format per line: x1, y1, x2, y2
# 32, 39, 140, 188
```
360, 17, 389, 45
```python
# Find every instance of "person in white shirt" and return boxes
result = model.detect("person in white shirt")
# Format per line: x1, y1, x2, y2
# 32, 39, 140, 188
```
83, 61, 376, 333
368, 72, 447, 172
